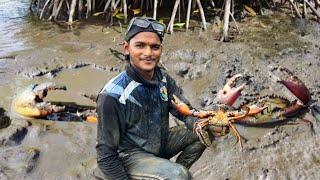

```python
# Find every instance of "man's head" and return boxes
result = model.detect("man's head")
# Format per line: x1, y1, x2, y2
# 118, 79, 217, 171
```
124, 17, 165, 74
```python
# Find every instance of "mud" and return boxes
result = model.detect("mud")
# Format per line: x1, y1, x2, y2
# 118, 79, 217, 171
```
0, 11, 320, 179
0, 107, 11, 129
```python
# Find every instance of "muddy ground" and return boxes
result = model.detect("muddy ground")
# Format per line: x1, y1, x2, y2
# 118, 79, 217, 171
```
0, 12, 320, 179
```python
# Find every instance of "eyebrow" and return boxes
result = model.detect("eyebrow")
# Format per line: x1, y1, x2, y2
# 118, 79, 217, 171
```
134, 41, 161, 46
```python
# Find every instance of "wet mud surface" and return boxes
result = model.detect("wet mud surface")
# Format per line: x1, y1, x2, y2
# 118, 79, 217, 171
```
0, 12, 320, 179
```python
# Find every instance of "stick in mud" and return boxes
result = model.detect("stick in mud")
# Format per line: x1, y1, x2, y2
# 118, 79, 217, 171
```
68, 0, 77, 26
186, 0, 192, 32
123, 0, 128, 23
153, 0, 158, 19
54, 0, 64, 20
40, 0, 51, 19
167, 0, 180, 34
221, 0, 231, 42
49, 0, 59, 21
196, 0, 207, 31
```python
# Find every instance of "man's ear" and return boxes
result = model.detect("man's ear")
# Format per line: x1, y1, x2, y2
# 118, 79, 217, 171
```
123, 41, 129, 55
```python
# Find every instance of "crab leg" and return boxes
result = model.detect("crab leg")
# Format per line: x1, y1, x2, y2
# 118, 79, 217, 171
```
193, 119, 212, 146
215, 74, 246, 106
35, 102, 65, 116
229, 122, 243, 149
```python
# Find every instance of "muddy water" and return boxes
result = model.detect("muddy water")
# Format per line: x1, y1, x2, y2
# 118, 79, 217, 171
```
0, 2, 320, 179
0, 0, 31, 57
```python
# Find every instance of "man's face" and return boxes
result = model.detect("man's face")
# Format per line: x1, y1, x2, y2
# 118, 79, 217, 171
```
124, 32, 162, 73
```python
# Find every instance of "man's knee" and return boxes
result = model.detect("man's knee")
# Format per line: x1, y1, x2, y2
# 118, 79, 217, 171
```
172, 165, 192, 180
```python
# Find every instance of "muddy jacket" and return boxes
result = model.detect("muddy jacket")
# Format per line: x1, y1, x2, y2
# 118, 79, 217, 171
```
96, 64, 196, 179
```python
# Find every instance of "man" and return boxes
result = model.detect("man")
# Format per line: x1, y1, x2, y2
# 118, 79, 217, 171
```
95, 17, 227, 180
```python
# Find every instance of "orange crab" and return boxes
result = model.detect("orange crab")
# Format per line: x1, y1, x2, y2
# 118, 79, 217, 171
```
171, 94, 266, 149
172, 68, 317, 149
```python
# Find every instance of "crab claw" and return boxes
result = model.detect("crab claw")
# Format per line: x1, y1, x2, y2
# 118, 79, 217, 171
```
271, 67, 311, 105
33, 82, 67, 100
280, 76, 310, 105
215, 74, 245, 106
171, 94, 194, 116
12, 82, 67, 118
246, 105, 268, 116
171, 94, 215, 118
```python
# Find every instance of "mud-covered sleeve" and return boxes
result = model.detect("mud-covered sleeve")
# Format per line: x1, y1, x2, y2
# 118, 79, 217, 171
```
166, 74, 198, 130
96, 94, 129, 180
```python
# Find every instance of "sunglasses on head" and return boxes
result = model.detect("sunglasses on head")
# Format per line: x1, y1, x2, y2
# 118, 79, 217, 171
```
127, 17, 166, 38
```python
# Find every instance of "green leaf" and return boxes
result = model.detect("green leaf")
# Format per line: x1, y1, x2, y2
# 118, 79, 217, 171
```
244, 5, 256, 17
93, 12, 104, 16
131, 8, 141, 15
173, 23, 185, 28
115, 13, 125, 20
158, 19, 164, 24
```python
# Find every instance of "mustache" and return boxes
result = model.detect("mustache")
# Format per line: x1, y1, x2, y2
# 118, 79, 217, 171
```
140, 57, 155, 61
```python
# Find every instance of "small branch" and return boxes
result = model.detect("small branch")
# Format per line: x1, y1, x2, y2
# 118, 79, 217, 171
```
230, 11, 240, 34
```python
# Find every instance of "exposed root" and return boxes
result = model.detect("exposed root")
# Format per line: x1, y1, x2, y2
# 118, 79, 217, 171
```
220, 0, 231, 42
29, 0, 320, 38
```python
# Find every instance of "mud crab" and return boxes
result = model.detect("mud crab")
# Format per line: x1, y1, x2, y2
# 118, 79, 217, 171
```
172, 67, 318, 149
172, 94, 266, 148
12, 82, 67, 117
11, 82, 98, 122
